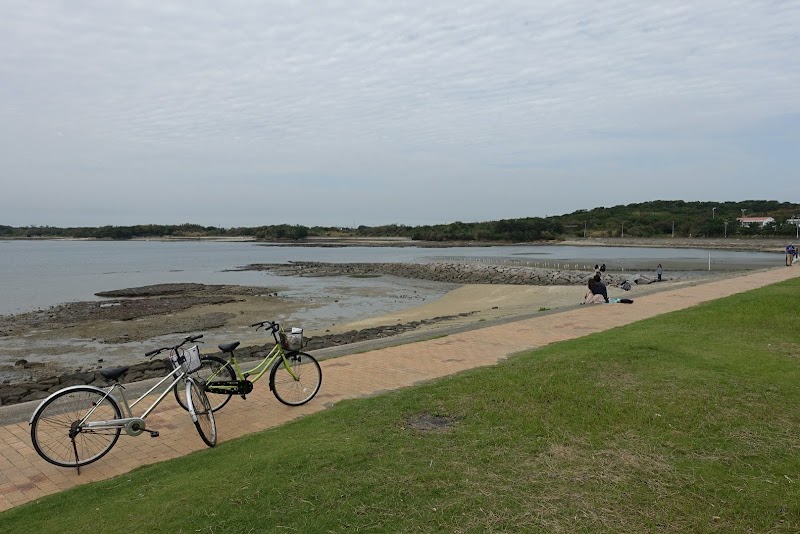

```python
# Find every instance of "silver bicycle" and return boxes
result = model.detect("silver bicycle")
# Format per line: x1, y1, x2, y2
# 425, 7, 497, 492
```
29, 335, 216, 473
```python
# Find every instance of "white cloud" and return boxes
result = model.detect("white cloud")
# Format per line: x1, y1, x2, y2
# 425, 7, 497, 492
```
0, 0, 798, 226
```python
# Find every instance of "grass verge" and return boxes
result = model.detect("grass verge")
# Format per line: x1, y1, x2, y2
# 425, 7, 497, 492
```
3, 279, 800, 532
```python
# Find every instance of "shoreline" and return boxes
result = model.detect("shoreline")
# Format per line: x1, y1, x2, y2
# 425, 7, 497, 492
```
1, 235, 791, 253
0, 235, 786, 402
0, 266, 744, 407
0, 261, 733, 397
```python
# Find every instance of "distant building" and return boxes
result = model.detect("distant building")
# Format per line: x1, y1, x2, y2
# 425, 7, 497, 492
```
736, 217, 775, 227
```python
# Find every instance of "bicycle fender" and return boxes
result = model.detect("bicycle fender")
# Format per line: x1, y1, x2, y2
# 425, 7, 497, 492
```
185, 379, 203, 423
28, 384, 110, 425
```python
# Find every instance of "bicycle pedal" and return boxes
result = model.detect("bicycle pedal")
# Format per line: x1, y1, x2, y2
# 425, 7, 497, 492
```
149, 431, 160, 438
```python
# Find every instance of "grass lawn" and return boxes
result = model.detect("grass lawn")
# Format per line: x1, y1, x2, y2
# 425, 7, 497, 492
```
2, 279, 800, 532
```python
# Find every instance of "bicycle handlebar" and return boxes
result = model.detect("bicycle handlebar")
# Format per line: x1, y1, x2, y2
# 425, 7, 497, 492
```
251, 320, 281, 343
145, 334, 204, 358
250, 320, 279, 332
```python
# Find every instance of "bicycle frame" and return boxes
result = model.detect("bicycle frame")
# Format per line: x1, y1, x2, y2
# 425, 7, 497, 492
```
210, 343, 300, 388
78, 369, 189, 433
30, 334, 216, 473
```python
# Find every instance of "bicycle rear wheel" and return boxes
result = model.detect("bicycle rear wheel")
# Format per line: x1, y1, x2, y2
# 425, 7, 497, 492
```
174, 355, 236, 412
30, 386, 122, 468
187, 378, 217, 447
269, 352, 322, 406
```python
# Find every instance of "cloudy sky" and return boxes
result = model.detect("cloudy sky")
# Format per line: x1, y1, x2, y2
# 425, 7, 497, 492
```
1, 1, 798, 228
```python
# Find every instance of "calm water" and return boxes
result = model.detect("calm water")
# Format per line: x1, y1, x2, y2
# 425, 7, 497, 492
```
0, 239, 780, 315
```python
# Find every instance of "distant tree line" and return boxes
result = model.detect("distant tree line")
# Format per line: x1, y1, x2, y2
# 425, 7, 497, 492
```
3, 200, 799, 242
551, 200, 800, 239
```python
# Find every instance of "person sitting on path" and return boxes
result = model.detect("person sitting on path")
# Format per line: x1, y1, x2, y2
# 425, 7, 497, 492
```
590, 273, 609, 303
583, 277, 607, 304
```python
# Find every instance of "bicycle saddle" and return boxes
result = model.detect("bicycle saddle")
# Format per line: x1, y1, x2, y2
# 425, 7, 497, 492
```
218, 341, 240, 353
100, 367, 129, 381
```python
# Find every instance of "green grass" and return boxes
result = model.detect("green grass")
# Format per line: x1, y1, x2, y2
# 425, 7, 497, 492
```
4, 279, 800, 532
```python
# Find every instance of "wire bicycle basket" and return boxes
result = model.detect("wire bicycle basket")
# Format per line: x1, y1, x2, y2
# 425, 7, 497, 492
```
169, 345, 202, 375
279, 327, 304, 351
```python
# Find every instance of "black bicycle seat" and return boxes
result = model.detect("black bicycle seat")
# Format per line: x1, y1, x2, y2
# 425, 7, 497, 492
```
218, 341, 240, 353
100, 367, 129, 381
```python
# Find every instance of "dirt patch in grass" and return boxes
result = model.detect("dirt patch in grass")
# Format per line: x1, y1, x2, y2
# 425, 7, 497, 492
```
405, 414, 456, 432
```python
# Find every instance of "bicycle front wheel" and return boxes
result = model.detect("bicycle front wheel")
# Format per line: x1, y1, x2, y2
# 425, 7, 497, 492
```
30, 386, 122, 468
187, 378, 217, 447
173, 355, 236, 412
269, 352, 322, 406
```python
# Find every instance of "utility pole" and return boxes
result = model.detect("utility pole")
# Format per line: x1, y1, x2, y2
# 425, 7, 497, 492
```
672, 221, 674, 238
621, 222, 624, 238
724, 220, 728, 238
584, 221, 587, 239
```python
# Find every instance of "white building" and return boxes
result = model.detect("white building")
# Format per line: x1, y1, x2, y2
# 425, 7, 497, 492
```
736, 217, 775, 227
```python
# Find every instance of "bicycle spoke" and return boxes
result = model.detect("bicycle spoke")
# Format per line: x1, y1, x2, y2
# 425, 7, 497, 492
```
270, 352, 322, 406
31, 388, 122, 468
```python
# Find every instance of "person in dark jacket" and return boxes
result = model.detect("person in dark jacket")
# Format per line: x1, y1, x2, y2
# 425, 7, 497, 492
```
589, 274, 609, 303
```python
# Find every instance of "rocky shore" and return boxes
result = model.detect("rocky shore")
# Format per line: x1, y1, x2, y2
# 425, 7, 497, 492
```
238, 261, 675, 286
0, 313, 476, 407
0, 283, 283, 341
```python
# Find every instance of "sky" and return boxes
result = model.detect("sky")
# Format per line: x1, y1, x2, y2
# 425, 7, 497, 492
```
1, 1, 798, 228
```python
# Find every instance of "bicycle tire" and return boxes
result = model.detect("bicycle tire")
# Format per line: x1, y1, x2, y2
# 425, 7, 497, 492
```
187, 378, 217, 447
30, 386, 122, 468
173, 355, 236, 412
269, 351, 322, 406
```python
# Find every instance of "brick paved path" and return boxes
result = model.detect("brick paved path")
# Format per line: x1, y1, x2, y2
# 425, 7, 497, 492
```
1, 266, 797, 512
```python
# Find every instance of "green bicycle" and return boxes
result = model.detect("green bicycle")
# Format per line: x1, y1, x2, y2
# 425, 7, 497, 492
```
173, 320, 322, 412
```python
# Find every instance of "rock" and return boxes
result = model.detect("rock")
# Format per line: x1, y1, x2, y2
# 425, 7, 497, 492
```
59, 379, 86, 388
0, 386, 28, 404
37, 377, 60, 387
59, 372, 96, 385
21, 391, 49, 403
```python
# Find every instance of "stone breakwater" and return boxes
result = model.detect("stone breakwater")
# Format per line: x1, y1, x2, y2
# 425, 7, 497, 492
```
0, 358, 173, 406
241, 261, 646, 286
0, 314, 474, 407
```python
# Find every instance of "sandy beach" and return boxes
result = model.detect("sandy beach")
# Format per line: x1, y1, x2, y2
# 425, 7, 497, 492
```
320, 272, 718, 336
